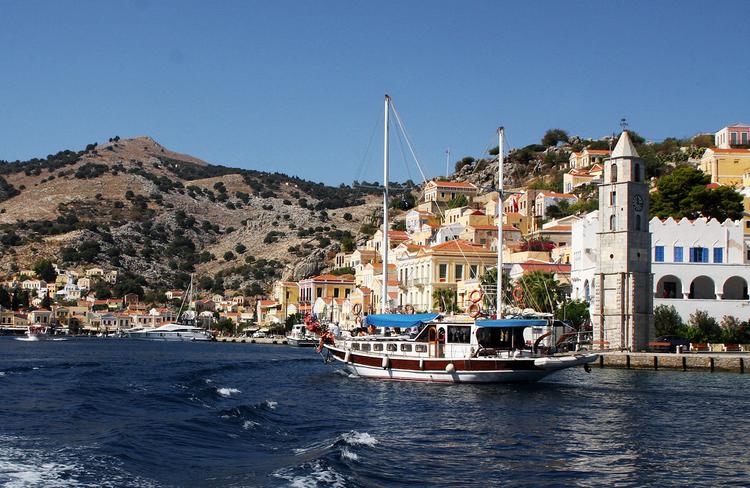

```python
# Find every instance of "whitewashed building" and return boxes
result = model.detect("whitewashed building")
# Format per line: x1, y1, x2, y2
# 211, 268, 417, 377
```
572, 211, 750, 320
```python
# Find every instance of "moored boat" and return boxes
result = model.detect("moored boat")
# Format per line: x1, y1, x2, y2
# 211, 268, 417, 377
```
324, 314, 596, 383
285, 324, 318, 347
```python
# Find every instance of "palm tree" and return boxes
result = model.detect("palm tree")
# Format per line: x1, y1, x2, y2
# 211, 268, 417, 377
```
432, 287, 458, 313
516, 271, 566, 314
480, 267, 514, 310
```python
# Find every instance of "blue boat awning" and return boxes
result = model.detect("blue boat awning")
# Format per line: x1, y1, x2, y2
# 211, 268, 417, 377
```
364, 313, 439, 328
475, 319, 548, 328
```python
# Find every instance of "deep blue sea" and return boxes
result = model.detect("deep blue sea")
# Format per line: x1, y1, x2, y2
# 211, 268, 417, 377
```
1, 337, 749, 487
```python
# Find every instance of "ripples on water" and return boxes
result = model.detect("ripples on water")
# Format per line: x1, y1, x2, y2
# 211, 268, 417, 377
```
0, 337, 749, 487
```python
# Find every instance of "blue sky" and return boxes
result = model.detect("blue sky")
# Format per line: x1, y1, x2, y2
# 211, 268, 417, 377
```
1, 1, 748, 184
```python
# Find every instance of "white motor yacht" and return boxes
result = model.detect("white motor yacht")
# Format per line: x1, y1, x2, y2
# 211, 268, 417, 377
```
126, 323, 214, 341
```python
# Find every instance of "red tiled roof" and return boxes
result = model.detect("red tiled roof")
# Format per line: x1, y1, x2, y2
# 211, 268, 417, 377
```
429, 240, 494, 254
539, 192, 577, 199
540, 225, 572, 232
584, 149, 611, 155
304, 274, 355, 283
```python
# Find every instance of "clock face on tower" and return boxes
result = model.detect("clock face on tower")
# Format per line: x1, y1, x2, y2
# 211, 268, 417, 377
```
632, 194, 644, 212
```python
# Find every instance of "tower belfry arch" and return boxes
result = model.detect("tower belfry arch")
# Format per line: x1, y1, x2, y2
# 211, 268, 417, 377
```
592, 130, 654, 351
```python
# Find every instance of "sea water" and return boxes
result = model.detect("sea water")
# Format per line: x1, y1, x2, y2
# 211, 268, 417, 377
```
1, 337, 748, 487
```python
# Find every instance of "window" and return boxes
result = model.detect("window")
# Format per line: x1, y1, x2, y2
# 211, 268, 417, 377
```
655, 246, 664, 262
611, 163, 618, 182
731, 132, 738, 145
714, 247, 723, 263
400, 344, 412, 352
333, 288, 339, 298
351, 343, 359, 350
634, 163, 641, 182
360, 343, 371, 352
747, 249, 750, 261
386, 344, 397, 352
743, 133, 748, 145
674, 246, 683, 263
455, 264, 464, 281
439, 264, 448, 281
635, 214, 641, 230
610, 191, 617, 206
415, 344, 427, 353
746, 221, 750, 229
609, 214, 617, 231
690, 247, 708, 263
470, 265, 478, 279
373, 343, 384, 352
316, 288, 322, 298
447, 326, 471, 344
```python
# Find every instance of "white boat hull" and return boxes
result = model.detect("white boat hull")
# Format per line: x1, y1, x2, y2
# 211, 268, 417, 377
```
326, 345, 597, 384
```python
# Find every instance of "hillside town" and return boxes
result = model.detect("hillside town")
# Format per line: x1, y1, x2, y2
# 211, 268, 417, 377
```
2, 123, 750, 343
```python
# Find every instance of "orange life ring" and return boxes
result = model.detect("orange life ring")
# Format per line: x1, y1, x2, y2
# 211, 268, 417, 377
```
468, 302, 481, 318
512, 287, 524, 303
352, 303, 362, 315
469, 289, 483, 304
404, 304, 415, 314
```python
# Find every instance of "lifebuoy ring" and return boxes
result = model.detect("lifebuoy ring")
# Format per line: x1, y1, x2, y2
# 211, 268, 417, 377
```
512, 287, 524, 303
352, 303, 362, 315
404, 304, 415, 314
468, 302, 481, 318
469, 289, 483, 304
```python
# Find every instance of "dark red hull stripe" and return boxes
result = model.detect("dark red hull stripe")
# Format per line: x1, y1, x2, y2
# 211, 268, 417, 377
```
329, 349, 544, 372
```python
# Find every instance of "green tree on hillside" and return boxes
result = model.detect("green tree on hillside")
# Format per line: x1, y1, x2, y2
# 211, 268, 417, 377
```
542, 129, 569, 147
33, 259, 57, 283
650, 166, 743, 220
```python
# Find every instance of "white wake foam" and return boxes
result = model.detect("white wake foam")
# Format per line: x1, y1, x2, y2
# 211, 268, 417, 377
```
216, 387, 240, 397
274, 461, 347, 488
341, 431, 378, 447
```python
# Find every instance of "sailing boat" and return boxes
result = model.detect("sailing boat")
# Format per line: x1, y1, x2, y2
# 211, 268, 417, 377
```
125, 276, 214, 342
321, 95, 597, 383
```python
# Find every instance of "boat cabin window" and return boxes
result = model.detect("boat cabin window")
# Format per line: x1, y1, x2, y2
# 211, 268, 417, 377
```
351, 343, 360, 350
400, 344, 412, 352
415, 344, 427, 353
447, 326, 471, 344
476, 326, 527, 350
412, 325, 433, 342
373, 343, 384, 352
386, 344, 397, 352
360, 343, 371, 352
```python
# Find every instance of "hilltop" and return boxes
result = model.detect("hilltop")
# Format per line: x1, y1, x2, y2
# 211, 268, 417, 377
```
0, 136, 381, 294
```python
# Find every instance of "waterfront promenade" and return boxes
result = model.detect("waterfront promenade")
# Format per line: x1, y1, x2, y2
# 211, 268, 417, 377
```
598, 351, 748, 373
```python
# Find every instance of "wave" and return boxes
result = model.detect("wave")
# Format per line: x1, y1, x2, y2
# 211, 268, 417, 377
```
0, 435, 159, 488
273, 460, 349, 488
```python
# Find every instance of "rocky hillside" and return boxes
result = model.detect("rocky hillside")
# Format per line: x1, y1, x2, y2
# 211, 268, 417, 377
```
0, 137, 380, 294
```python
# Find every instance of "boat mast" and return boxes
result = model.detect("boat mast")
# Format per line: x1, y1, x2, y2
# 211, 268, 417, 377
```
497, 127, 504, 318
382, 94, 390, 314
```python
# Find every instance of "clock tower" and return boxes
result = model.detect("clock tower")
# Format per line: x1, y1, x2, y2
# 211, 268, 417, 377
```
591, 130, 654, 351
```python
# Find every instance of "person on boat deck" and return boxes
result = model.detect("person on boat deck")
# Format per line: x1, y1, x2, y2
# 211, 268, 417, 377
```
367, 324, 377, 336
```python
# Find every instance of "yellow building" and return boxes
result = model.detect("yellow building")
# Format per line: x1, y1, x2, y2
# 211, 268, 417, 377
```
298, 274, 355, 315
395, 239, 497, 312
699, 147, 750, 185
423, 180, 479, 204
568, 149, 611, 169
273, 281, 299, 318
